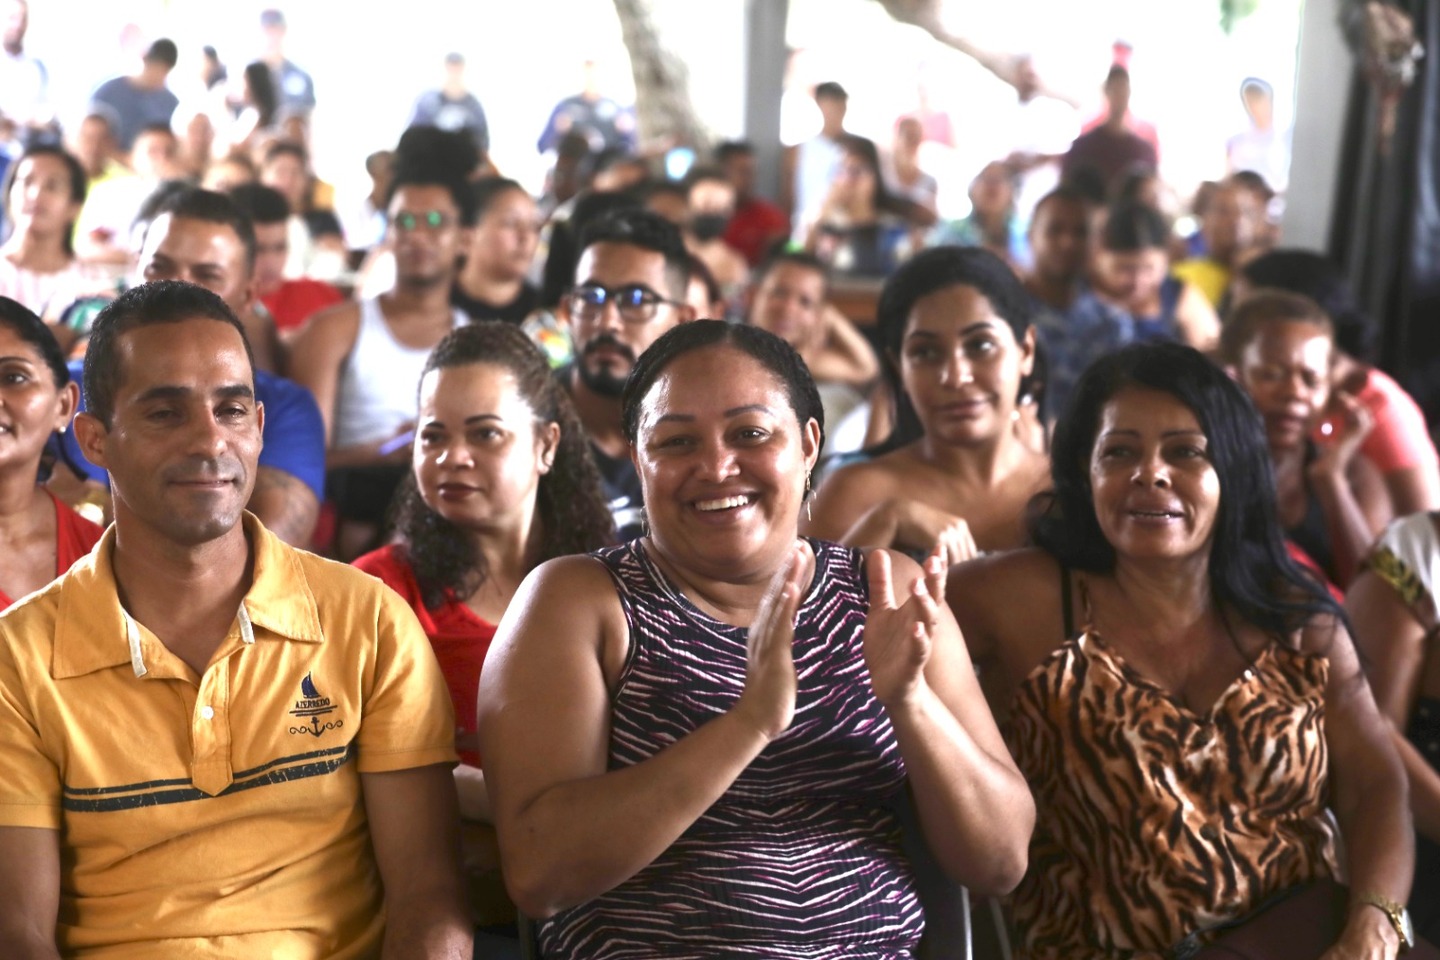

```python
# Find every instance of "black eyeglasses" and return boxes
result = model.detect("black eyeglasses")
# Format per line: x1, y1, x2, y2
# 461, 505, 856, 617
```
392, 210, 455, 232
568, 283, 682, 325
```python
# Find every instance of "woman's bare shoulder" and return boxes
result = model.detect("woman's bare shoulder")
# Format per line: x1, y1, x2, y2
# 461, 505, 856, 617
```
948, 549, 1064, 633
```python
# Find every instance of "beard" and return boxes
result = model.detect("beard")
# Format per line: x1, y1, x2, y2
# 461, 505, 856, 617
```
575, 332, 636, 398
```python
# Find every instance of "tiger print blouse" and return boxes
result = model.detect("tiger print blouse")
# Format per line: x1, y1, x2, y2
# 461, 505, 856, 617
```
1005, 618, 1339, 959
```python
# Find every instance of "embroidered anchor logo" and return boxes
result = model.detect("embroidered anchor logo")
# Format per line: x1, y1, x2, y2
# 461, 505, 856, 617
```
288, 671, 342, 737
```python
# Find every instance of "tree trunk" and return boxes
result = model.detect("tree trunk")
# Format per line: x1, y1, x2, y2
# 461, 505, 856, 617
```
610, 0, 712, 155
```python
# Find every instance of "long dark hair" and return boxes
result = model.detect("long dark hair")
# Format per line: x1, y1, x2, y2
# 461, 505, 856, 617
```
870, 245, 1035, 454
2, 145, 89, 256
1030, 341, 1342, 638
395, 322, 615, 610
243, 61, 278, 130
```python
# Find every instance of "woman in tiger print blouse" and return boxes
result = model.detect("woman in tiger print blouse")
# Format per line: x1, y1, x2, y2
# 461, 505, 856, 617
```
950, 342, 1413, 959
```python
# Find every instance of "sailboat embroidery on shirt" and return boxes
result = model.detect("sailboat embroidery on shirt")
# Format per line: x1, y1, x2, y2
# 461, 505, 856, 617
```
289, 671, 342, 737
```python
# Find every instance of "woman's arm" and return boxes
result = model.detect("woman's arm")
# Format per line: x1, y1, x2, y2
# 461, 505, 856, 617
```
1174, 282, 1220, 353
864, 549, 1034, 894
805, 305, 879, 390
1312, 392, 1389, 585
1346, 569, 1440, 844
1306, 615, 1414, 960
477, 546, 813, 919
804, 463, 977, 565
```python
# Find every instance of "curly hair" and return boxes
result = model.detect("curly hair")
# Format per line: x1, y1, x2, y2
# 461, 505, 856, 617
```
394, 321, 615, 610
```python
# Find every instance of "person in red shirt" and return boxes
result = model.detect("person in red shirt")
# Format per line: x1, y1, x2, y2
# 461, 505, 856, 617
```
227, 182, 344, 335
352, 321, 612, 924
717, 140, 790, 267
0, 297, 101, 609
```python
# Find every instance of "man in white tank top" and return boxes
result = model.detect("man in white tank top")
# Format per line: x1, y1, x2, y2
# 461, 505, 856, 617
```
289, 168, 472, 558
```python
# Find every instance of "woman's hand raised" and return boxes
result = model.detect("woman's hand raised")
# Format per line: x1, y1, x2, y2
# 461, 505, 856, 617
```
732, 540, 815, 742
864, 547, 946, 708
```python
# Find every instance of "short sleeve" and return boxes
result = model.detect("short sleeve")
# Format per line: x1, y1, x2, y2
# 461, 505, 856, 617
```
354, 585, 457, 774
256, 372, 327, 500
0, 632, 62, 829
1357, 371, 1439, 474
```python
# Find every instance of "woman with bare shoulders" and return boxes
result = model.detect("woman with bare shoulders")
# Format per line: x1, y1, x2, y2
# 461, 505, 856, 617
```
948, 341, 1417, 959
803, 246, 1048, 564
479, 321, 1031, 958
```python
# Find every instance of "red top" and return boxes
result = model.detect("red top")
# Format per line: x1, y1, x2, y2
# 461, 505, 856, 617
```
353, 544, 496, 766
261, 278, 346, 333
724, 196, 791, 267
0, 491, 104, 610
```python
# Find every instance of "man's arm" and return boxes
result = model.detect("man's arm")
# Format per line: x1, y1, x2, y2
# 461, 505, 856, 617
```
0, 827, 62, 960
361, 766, 472, 960
248, 466, 319, 546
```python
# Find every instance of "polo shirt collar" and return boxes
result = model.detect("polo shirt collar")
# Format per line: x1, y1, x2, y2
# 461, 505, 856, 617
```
51, 513, 323, 680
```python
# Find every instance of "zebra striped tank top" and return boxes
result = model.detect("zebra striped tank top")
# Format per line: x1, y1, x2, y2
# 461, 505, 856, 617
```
538, 538, 923, 959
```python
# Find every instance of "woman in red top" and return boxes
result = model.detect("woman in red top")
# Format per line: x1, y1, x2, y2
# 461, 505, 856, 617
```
353, 321, 612, 922
0, 297, 102, 610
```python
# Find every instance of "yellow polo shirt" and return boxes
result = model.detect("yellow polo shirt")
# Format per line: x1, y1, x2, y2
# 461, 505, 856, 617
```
0, 514, 457, 958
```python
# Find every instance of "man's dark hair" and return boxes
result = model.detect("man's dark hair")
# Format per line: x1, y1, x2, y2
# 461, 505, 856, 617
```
714, 140, 754, 163
148, 187, 258, 273
683, 165, 731, 197
1031, 183, 1095, 223
144, 38, 178, 69
814, 81, 848, 101
263, 139, 308, 167
1105, 64, 1130, 85
83, 281, 256, 427
228, 182, 290, 224
135, 122, 176, 144
1227, 169, 1275, 203
1101, 200, 1169, 253
752, 249, 829, 295
386, 126, 480, 225
575, 208, 691, 299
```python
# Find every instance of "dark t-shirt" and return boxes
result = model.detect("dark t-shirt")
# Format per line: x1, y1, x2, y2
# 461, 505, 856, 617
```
450, 280, 540, 325
557, 365, 644, 541
1061, 126, 1158, 191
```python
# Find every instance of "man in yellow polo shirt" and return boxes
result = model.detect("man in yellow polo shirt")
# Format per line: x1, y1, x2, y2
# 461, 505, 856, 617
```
0, 280, 472, 958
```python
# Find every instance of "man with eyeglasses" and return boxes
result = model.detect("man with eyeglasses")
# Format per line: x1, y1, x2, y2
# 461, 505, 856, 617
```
561, 209, 695, 539
290, 167, 472, 558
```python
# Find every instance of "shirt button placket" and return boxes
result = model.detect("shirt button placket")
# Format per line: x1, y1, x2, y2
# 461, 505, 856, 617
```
191, 667, 234, 795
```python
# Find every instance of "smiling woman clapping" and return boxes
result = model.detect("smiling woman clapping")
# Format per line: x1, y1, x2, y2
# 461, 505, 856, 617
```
478, 320, 1032, 958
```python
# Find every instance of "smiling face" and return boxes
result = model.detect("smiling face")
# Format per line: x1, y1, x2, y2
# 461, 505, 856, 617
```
898, 283, 1034, 447
1089, 386, 1221, 563
634, 344, 820, 582
77, 318, 263, 548
1235, 319, 1332, 451
749, 261, 825, 348
414, 362, 558, 534
0, 324, 74, 476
